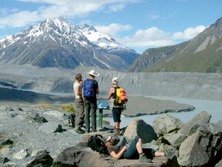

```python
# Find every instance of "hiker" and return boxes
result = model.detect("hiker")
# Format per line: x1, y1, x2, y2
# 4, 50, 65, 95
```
83, 70, 100, 133
108, 77, 124, 135
73, 73, 85, 134
104, 135, 165, 162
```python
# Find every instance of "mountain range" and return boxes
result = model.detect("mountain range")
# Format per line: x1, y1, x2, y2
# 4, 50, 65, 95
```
0, 17, 139, 71
129, 17, 222, 73
1, 16, 222, 73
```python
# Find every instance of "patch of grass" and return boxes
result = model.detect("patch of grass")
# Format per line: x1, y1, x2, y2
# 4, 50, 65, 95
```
21, 103, 53, 109
60, 105, 75, 112
37, 103, 53, 108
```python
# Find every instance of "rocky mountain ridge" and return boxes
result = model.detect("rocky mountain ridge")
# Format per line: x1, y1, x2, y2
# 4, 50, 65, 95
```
129, 17, 222, 73
0, 17, 138, 71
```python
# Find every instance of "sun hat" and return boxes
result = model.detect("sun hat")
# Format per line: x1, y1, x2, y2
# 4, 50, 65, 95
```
88, 70, 100, 77
112, 77, 118, 84
105, 136, 112, 142
105, 135, 120, 145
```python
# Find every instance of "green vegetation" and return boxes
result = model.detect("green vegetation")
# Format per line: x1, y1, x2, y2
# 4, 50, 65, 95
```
35, 103, 53, 109
60, 105, 75, 112
146, 38, 222, 73
24, 103, 76, 113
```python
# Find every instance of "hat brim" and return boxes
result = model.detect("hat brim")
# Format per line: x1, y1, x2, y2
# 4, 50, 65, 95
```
88, 72, 100, 77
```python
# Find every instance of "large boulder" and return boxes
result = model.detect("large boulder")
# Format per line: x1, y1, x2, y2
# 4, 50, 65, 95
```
123, 119, 157, 143
53, 141, 169, 167
178, 123, 222, 167
178, 131, 211, 166
153, 114, 184, 136
53, 145, 113, 167
178, 111, 211, 136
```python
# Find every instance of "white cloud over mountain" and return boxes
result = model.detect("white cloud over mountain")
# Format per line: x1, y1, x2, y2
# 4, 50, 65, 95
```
0, 0, 212, 53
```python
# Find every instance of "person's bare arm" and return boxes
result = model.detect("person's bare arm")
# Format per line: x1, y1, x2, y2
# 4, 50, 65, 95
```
109, 146, 128, 159
76, 85, 82, 97
108, 88, 114, 99
96, 88, 100, 94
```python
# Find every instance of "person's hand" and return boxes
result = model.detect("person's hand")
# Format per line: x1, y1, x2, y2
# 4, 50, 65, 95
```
123, 145, 128, 151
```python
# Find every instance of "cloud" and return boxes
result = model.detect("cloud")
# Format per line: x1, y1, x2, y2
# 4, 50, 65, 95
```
95, 23, 132, 37
0, 0, 138, 28
108, 3, 126, 12
147, 12, 160, 20
0, 11, 40, 27
119, 27, 174, 48
0, 0, 207, 54
173, 25, 206, 40
115, 25, 206, 52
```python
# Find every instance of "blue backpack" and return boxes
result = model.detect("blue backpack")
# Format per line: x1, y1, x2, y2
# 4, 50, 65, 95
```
83, 79, 96, 97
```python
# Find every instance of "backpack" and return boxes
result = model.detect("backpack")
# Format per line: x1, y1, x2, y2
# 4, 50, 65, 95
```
87, 134, 108, 155
67, 113, 75, 127
114, 87, 128, 106
83, 79, 95, 97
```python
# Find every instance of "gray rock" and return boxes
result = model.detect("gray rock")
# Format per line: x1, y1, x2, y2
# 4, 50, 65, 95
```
0, 139, 13, 148
13, 149, 30, 160
159, 144, 177, 160
53, 146, 112, 167
153, 114, 184, 136
0, 157, 10, 164
207, 122, 222, 135
53, 143, 169, 167
215, 159, 222, 167
27, 113, 48, 124
123, 119, 157, 143
38, 122, 66, 134
163, 132, 186, 149
26, 150, 53, 167
178, 111, 211, 136
178, 131, 210, 166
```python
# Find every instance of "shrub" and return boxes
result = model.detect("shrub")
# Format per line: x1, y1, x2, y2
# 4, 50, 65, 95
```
60, 105, 75, 112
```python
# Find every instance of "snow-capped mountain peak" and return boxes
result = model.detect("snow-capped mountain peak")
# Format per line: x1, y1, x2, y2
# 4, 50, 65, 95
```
0, 17, 139, 70
77, 23, 123, 49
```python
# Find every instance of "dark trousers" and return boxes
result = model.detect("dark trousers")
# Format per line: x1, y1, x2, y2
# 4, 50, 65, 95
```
74, 98, 84, 129
84, 98, 97, 132
123, 136, 140, 159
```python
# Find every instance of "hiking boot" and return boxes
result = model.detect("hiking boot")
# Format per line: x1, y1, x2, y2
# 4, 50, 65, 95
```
139, 153, 152, 163
113, 128, 120, 135
75, 128, 85, 134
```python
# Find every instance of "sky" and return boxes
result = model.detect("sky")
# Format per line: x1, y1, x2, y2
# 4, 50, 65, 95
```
0, 0, 222, 54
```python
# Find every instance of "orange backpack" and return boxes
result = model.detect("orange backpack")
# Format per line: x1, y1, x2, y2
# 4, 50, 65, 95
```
114, 87, 128, 105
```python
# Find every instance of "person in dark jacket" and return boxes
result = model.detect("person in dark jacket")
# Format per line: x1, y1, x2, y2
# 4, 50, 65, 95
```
83, 70, 100, 133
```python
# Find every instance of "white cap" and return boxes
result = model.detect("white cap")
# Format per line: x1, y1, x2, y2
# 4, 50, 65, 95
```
112, 77, 118, 84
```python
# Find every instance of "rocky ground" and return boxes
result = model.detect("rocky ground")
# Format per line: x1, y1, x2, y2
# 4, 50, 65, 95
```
0, 65, 221, 166
0, 104, 84, 166
0, 94, 195, 167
